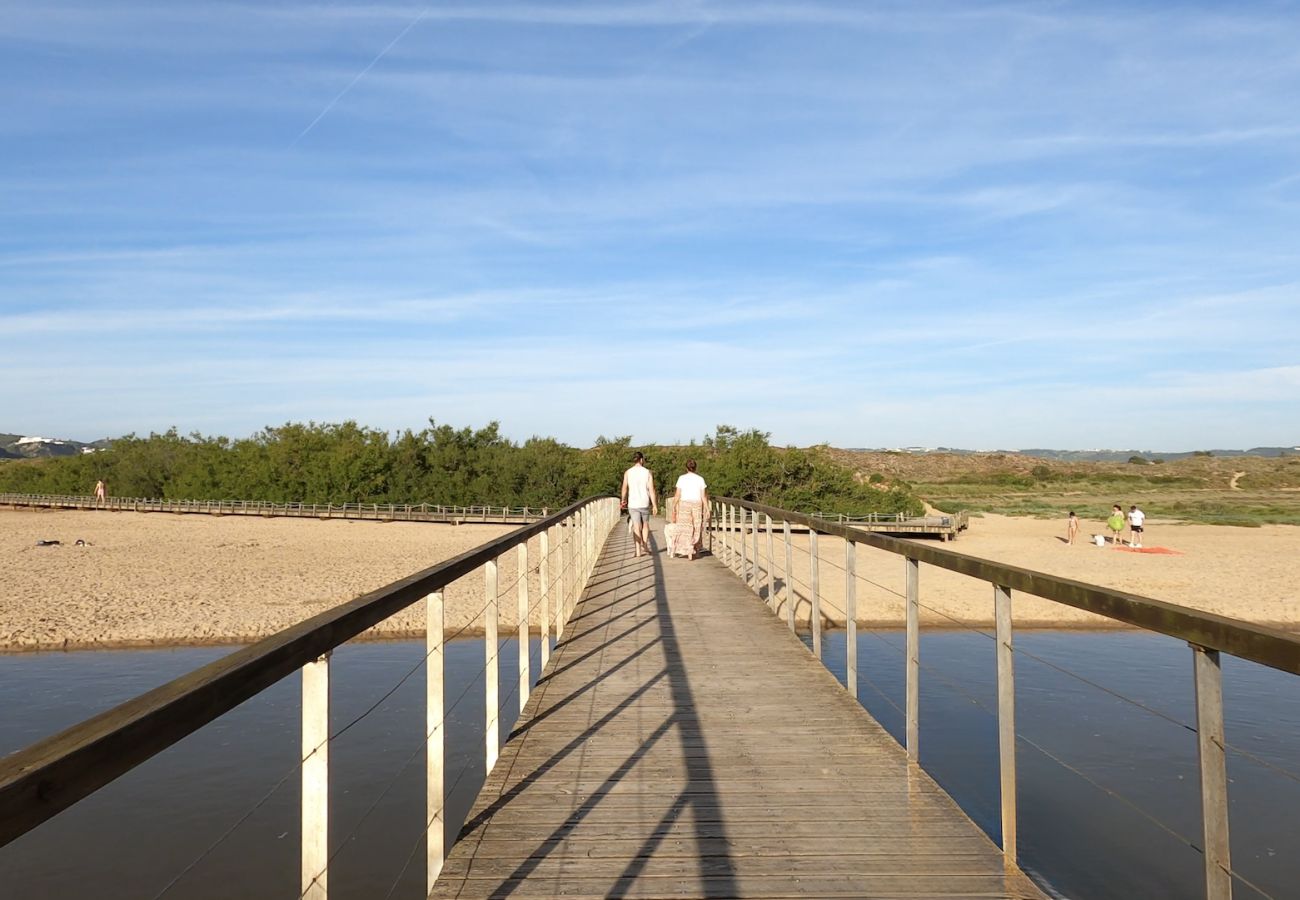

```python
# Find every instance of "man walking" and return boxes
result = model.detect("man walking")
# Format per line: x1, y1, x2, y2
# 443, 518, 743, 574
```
1128, 504, 1146, 548
620, 451, 658, 558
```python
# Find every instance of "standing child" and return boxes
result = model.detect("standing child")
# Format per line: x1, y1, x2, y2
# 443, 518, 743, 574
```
1066, 511, 1079, 545
1106, 505, 1125, 545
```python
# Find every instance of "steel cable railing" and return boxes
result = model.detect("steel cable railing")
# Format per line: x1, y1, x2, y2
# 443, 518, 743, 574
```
3, 496, 619, 900
296, 564, 570, 900
736, 516, 1300, 794
712, 496, 1300, 900
729, 518, 1281, 899
154, 531, 577, 899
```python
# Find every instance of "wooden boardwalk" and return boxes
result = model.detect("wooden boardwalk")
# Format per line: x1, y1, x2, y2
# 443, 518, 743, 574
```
434, 522, 1048, 899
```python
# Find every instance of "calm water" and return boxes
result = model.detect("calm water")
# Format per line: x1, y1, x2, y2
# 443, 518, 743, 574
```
1, 631, 1297, 899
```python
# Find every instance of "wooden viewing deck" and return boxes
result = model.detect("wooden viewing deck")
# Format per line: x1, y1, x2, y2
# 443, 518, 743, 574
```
435, 521, 1046, 899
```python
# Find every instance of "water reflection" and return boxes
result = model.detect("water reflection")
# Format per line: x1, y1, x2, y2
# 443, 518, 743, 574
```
0, 639, 539, 900
2, 631, 1298, 899
809, 629, 1300, 900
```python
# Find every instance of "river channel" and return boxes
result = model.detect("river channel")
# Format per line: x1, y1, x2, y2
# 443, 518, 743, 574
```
1, 631, 1296, 898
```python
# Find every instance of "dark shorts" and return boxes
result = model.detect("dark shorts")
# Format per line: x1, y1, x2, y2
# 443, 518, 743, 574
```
1130, 524, 1143, 533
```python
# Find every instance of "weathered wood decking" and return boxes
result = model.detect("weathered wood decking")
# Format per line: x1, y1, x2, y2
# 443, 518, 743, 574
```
434, 522, 1047, 899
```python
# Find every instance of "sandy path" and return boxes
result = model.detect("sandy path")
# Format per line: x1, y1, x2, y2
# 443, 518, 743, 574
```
1, 509, 557, 651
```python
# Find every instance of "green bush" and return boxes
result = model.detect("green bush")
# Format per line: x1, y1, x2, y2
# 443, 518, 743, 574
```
0, 422, 923, 517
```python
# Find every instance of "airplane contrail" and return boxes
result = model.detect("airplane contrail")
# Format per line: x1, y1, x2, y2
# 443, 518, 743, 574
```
290, 6, 429, 147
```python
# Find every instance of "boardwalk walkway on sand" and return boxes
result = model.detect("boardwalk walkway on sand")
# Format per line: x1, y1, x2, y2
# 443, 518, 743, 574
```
435, 522, 1047, 899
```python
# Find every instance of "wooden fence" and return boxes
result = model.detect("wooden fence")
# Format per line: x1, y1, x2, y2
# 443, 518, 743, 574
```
711, 496, 1300, 900
0, 493, 548, 525
0, 496, 621, 898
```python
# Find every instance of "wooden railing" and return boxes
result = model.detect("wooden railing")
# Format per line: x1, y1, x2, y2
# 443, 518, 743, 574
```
0, 492, 550, 524
711, 496, 1300, 900
0, 496, 621, 898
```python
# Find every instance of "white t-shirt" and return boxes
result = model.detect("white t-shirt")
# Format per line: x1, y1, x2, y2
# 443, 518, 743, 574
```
675, 472, 707, 503
1128, 509, 1145, 527
624, 465, 653, 508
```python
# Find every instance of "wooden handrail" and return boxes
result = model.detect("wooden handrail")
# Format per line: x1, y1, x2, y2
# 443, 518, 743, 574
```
0, 496, 611, 848
714, 496, 1287, 896
717, 496, 1300, 677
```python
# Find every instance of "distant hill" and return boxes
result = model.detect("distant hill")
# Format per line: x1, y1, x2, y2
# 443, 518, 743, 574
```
848, 446, 1299, 462
0, 433, 110, 460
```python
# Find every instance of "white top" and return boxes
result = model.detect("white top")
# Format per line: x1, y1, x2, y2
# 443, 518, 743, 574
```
675, 472, 707, 503
624, 465, 653, 508
1128, 508, 1145, 527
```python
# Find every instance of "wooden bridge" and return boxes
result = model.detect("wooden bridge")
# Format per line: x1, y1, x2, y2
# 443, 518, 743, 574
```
3, 494, 1298, 899
437, 521, 1041, 898
0, 492, 547, 525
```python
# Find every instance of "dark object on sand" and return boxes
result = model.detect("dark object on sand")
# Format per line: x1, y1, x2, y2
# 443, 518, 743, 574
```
35, 540, 61, 547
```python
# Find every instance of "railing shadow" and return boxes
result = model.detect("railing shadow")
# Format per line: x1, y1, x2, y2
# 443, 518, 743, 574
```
459, 526, 738, 896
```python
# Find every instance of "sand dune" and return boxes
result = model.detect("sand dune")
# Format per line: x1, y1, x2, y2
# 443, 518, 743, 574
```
2, 508, 1297, 651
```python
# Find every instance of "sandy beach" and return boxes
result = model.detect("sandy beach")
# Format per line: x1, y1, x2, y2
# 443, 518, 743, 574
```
751, 513, 1300, 630
1, 509, 538, 650
2, 508, 1297, 650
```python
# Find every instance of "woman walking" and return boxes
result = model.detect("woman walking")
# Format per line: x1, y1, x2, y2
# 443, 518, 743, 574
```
671, 459, 709, 560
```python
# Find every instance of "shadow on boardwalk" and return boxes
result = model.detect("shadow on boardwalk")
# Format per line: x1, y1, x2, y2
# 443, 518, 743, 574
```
435, 523, 1045, 899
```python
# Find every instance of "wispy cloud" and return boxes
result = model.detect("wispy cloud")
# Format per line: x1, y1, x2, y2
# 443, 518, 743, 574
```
3, 1, 1299, 448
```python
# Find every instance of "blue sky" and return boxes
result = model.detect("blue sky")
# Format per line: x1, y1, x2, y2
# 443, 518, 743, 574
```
3, 1, 1299, 450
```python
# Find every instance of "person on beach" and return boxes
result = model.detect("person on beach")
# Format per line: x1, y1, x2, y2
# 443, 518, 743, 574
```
1128, 504, 1146, 548
1066, 510, 1079, 545
94, 480, 106, 504
672, 459, 709, 560
1106, 504, 1125, 545
620, 452, 658, 558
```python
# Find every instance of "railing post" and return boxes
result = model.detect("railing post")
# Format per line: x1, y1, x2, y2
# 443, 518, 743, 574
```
765, 514, 776, 610
426, 592, 445, 892
743, 507, 754, 582
749, 507, 758, 587
783, 520, 795, 632
301, 652, 330, 900
557, 518, 569, 641
582, 502, 592, 593
905, 557, 920, 761
539, 528, 551, 671
809, 528, 821, 658
721, 504, 730, 568
1192, 644, 1233, 900
517, 542, 530, 711
484, 557, 500, 773
845, 540, 857, 696
994, 585, 1017, 864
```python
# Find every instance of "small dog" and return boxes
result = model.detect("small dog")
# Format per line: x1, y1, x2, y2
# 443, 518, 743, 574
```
663, 522, 693, 558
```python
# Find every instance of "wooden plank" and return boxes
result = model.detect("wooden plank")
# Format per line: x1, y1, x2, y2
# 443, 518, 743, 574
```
1192, 644, 1233, 900
300, 654, 329, 900
434, 521, 1048, 899
426, 591, 445, 892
